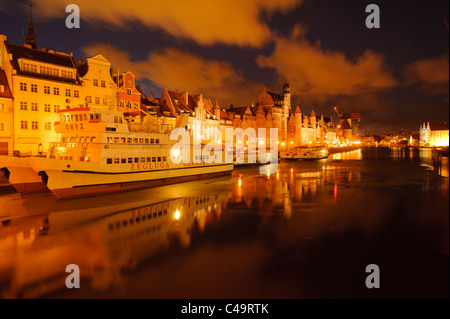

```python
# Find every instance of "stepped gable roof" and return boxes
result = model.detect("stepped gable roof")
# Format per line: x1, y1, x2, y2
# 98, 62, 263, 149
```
429, 122, 449, 131
0, 69, 12, 99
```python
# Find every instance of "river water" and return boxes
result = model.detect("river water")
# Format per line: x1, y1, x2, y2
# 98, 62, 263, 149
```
0, 147, 448, 298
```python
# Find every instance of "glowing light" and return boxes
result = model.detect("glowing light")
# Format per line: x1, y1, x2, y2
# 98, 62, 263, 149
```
238, 178, 242, 187
237, 140, 242, 144
174, 209, 181, 220
171, 149, 180, 158
281, 142, 286, 147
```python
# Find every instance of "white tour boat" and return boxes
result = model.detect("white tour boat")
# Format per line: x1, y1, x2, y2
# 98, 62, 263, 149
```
2, 107, 233, 199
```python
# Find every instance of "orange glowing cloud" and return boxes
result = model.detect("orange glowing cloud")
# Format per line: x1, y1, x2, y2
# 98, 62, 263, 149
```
403, 54, 449, 95
32, 0, 303, 47
256, 28, 398, 99
83, 43, 264, 106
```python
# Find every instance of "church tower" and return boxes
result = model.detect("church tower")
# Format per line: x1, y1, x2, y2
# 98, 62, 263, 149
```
25, 1, 37, 49
282, 81, 291, 140
294, 106, 302, 146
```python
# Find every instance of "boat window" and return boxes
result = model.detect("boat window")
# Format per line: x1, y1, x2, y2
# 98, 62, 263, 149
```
152, 157, 156, 162
162, 156, 166, 162
121, 138, 125, 143
107, 158, 112, 164
121, 158, 126, 164
75, 137, 79, 143
134, 138, 138, 144
157, 157, 161, 162
146, 157, 151, 162
139, 138, 143, 144
128, 158, 133, 163
155, 139, 160, 144
141, 157, 145, 163
134, 158, 139, 163
150, 139, 154, 144
114, 158, 120, 164
114, 137, 119, 143
80, 137, 84, 143
144, 138, 149, 144
83, 114, 88, 121
127, 138, 132, 144
91, 137, 96, 142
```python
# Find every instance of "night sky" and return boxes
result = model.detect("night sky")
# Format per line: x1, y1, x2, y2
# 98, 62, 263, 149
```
0, 0, 448, 135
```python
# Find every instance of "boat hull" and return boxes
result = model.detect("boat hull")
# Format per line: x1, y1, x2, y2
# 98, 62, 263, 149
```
38, 163, 234, 199
0, 155, 48, 193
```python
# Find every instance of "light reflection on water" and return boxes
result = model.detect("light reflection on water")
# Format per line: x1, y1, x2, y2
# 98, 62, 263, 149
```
0, 147, 448, 298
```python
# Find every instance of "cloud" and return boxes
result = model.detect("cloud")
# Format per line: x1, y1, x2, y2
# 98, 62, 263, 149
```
29, 0, 303, 47
256, 28, 398, 100
83, 43, 264, 106
403, 54, 449, 95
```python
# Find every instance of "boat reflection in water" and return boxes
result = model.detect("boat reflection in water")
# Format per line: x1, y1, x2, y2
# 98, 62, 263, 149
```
0, 191, 229, 298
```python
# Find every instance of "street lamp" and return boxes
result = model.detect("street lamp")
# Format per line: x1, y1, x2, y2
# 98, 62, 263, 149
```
38, 143, 43, 155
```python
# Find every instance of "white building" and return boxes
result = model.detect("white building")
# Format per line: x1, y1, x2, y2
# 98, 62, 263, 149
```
0, 34, 83, 155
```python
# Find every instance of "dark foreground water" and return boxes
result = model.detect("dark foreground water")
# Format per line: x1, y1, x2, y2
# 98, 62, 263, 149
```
0, 147, 448, 298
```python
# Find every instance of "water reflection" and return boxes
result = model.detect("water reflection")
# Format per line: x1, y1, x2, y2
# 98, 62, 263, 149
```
0, 193, 229, 298
0, 148, 448, 298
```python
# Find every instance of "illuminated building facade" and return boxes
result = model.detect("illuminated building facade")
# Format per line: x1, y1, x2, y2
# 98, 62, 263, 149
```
420, 122, 449, 147
0, 34, 82, 155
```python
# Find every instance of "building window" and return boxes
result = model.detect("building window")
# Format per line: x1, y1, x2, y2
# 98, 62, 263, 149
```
93, 79, 98, 86
54, 87, 59, 95
21, 120, 28, 129
127, 89, 131, 96
101, 80, 105, 87
31, 121, 39, 130
20, 82, 27, 91
44, 104, 51, 112
134, 103, 139, 109
74, 90, 79, 98
20, 101, 27, 110
45, 122, 51, 130
31, 103, 38, 111
31, 84, 38, 93
0, 123, 4, 131
54, 105, 60, 112
120, 101, 125, 108
44, 86, 50, 94
65, 89, 71, 97
0, 103, 4, 112
95, 97, 100, 105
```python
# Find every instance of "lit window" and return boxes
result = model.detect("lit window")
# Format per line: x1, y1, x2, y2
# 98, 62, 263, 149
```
93, 79, 98, 86
20, 121, 28, 129
45, 122, 51, 130
31, 103, 38, 111
20, 82, 27, 91
31, 121, 38, 130
54, 105, 60, 112
20, 102, 27, 110
44, 104, 51, 112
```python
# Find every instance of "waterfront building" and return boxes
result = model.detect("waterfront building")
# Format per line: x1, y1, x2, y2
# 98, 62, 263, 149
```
0, 32, 82, 155
0, 69, 13, 155
159, 89, 222, 141
75, 55, 117, 111
114, 71, 143, 122
420, 122, 449, 147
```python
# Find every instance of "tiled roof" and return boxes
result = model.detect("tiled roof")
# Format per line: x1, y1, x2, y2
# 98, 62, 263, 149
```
5, 42, 81, 84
